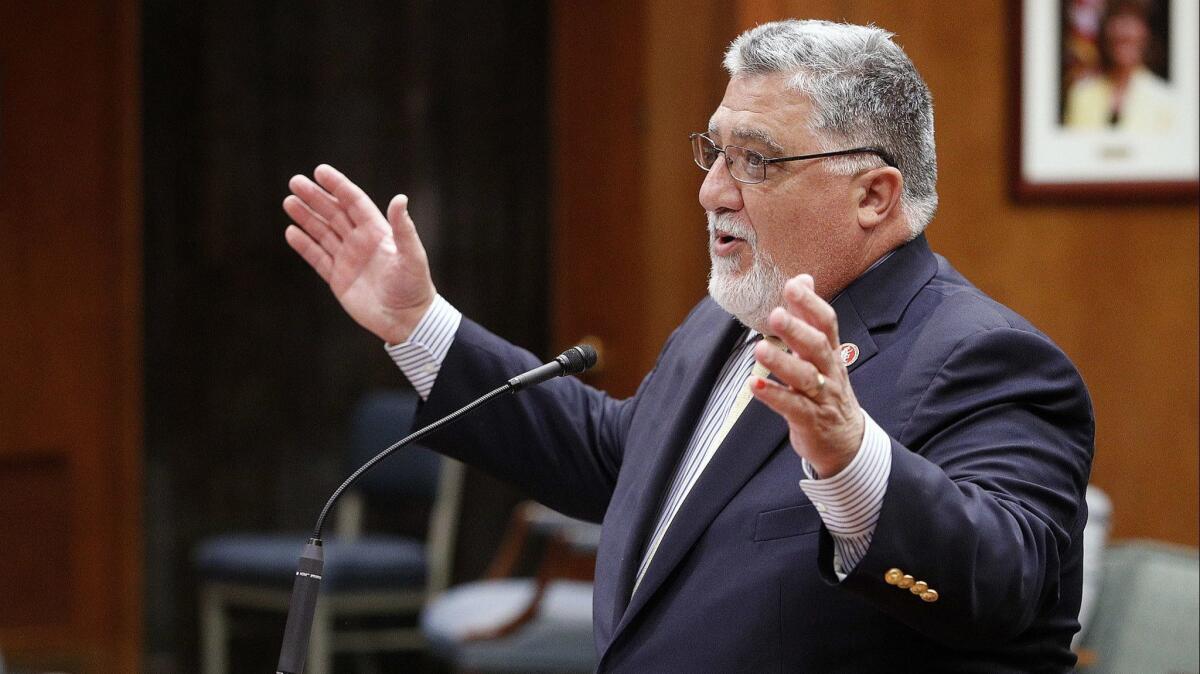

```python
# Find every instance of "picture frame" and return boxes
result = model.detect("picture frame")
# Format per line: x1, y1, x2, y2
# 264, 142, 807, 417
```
1013, 0, 1199, 200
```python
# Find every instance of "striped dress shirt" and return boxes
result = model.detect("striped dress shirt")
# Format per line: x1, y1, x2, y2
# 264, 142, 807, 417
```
388, 296, 891, 586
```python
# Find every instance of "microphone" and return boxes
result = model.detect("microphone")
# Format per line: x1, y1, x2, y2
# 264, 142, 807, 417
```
507, 344, 598, 391
276, 345, 599, 673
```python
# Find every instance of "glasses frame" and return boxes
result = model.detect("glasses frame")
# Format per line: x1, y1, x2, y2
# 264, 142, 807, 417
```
689, 132, 897, 185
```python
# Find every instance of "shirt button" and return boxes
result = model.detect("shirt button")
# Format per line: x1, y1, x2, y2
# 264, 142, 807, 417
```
423, 364, 436, 373
815, 503, 828, 513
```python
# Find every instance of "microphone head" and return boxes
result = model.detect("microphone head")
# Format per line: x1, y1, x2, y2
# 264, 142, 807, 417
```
558, 344, 599, 375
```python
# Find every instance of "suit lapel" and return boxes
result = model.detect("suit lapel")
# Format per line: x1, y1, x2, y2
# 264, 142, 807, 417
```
602, 304, 745, 629
841, 234, 938, 334
832, 296, 878, 375
613, 396, 788, 638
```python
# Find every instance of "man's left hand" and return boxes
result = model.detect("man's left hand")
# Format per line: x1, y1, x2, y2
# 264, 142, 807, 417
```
750, 274, 864, 477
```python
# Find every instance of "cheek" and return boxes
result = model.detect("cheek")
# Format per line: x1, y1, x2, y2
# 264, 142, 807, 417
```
751, 192, 824, 240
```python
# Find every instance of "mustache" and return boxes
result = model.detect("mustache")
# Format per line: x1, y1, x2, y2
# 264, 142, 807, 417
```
706, 211, 755, 244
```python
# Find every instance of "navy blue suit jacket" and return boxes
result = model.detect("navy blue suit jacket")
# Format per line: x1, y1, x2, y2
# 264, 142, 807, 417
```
415, 235, 1094, 672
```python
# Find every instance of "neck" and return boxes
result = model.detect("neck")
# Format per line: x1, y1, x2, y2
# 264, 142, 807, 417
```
825, 225, 908, 300
1109, 65, 1136, 89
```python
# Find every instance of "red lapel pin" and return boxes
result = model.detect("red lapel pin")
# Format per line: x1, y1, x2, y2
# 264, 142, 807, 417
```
840, 343, 860, 367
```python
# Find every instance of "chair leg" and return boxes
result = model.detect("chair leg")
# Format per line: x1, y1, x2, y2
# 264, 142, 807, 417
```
306, 604, 333, 674
199, 586, 228, 674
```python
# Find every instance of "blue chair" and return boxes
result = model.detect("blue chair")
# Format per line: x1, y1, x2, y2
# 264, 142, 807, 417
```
420, 501, 599, 673
195, 389, 464, 674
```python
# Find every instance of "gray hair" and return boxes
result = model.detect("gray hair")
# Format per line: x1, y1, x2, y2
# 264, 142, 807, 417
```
724, 20, 938, 237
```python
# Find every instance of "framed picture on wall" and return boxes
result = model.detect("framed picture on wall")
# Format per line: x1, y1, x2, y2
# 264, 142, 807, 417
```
1014, 0, 1199, 200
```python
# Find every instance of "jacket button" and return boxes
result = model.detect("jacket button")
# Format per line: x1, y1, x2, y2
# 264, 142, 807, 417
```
920, 589, 939, 603
884, 568, 903, 585
910, 580, 928, 594
897, 574, 915, 589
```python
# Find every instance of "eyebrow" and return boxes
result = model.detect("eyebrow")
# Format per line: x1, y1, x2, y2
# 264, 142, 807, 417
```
706, 123, 785, 154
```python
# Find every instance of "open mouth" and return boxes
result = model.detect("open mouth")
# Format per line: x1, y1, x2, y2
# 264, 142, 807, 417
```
713, 229, 747, 256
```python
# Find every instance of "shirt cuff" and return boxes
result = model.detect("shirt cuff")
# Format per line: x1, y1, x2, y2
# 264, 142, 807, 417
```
384, 295, 462, 400
798, 408, 892, 577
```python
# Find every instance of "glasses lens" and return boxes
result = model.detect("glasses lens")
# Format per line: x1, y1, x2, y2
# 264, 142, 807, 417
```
726, 145, 766, 184
691, 134, 720, 170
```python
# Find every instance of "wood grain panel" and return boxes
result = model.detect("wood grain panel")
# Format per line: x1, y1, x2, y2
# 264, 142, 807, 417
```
639, 0, 739, 361
551, 0, 737, 397
0, 453, 72, 629
550, 0, 647, 396
0, 0, 143, 670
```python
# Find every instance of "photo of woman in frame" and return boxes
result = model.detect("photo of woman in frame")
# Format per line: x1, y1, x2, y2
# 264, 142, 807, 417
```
1060, 0, 1174, 132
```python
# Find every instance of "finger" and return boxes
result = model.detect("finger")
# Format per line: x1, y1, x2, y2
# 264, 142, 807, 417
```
754, 340, 828, 398
288, 174, 353, 239
313, 164, 386, 231
285, 225, 333, 283
767, 307, 840, 376
386, 194, 420, 248
783, 274, 840, 350
283, 195, 342, 252
748, 374, 819, 420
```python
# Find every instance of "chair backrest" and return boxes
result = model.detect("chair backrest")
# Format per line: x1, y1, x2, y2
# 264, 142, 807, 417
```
1080, 540, 1200, 674
343, 388, 464, 596
349, 388, 441, 504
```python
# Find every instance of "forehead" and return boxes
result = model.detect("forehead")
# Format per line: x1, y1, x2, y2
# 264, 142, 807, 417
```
707, 73, 815, 150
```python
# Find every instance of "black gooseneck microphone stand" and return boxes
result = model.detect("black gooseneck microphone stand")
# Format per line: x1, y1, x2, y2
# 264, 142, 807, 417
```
275, 345, 598, 674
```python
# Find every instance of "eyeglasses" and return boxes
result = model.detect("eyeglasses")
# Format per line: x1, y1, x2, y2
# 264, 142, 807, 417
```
689, 132, 896, 185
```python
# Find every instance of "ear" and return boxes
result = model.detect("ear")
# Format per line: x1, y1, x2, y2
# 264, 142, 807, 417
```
853, 167, 903, 231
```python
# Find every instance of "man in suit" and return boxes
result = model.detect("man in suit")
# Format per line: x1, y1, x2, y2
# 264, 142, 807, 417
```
283, 20, 1093, 672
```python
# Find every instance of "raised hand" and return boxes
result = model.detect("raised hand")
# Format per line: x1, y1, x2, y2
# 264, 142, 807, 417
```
283, 164, 436, 344
749, 274, 865, 478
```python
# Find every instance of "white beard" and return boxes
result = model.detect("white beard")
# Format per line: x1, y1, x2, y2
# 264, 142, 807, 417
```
706, 212, 786, 333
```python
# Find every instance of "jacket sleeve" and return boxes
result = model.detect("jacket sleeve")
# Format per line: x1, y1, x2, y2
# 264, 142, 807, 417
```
825, 325, 1094, 646
410, 317, 650, 522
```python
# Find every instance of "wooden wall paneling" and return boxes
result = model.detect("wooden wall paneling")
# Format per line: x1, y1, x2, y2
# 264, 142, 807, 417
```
0, 1, 143, 671
738, 0, 850, 29
552, 0, 738, 397
639, 0, 738, 359
736, 0, 787, 31
551, 0, 647, 396
0, 453, 73, 631
113, 1, 145, 668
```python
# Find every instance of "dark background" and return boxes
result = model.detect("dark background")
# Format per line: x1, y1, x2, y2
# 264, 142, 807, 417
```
142, 0, 549, 669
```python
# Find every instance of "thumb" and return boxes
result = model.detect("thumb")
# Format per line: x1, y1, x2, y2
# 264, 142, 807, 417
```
386, 194, 419, 245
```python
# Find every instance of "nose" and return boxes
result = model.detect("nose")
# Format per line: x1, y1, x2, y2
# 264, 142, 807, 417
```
698, 157, 744, 214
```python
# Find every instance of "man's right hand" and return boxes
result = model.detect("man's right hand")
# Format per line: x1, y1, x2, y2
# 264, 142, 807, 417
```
283, 164, 436, 344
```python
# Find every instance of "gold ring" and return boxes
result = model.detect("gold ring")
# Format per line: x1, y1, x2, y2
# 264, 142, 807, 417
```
813, 372, 826, 396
